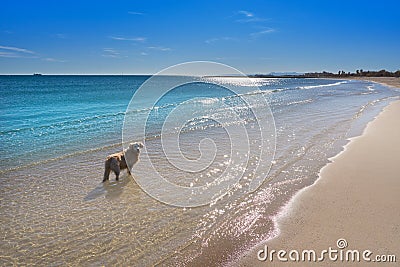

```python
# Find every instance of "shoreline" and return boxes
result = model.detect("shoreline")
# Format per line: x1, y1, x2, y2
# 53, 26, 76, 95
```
342, 77, 400, 89
237, 98, 400, 266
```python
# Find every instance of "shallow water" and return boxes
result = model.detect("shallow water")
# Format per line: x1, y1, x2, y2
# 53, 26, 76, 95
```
0, 76, 399, 265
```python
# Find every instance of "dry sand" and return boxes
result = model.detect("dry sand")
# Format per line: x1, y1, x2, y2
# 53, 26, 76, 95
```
347, 77, 400, 88
237, 99, 400, 266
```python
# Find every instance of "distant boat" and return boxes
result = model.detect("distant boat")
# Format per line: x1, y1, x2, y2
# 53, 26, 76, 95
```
33, 73, 42, 76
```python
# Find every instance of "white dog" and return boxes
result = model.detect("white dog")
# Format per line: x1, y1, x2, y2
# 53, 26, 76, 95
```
103, 142, 143, 182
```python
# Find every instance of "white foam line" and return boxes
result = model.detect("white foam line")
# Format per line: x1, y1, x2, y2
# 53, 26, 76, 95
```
298, 80, 347, 90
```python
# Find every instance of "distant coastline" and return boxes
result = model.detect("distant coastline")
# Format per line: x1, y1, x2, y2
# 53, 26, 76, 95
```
251, 69, 400, 79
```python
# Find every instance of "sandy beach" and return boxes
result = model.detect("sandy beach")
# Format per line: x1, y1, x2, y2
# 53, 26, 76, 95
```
347, 77, 400, 89
238, 97, 400, 266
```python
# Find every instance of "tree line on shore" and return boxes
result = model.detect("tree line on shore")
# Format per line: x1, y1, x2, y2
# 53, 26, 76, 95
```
252, 69, 400, 78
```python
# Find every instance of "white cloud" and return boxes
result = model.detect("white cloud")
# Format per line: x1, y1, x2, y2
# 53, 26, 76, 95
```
110, 36, 146, 42
103, 48, 119, 53
147, 46, 171, 51
42, 57, 66, 62
238, 17, 267, 23
140, 52, 148, 56
128, 11, 144, 15
0, 44, 66, 61
102, 48, 122, 58
250, 28, 275, 37
236, 10, 267, 23
0, 45, 38, 58
238, 10, 254, 17
0, 51, 21, 58
0, 45, 35, 54
205, 37, 237, 44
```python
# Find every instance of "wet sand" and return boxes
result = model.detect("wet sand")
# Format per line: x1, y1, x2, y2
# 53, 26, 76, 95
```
237, 100, 400, 266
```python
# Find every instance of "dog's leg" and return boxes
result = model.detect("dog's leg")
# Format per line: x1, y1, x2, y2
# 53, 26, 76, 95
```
103, 169, 111, 182
103, 160, 111, 182
110, 157, 121, 181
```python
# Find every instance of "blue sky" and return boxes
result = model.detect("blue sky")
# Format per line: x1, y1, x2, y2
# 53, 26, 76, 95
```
0, 0, 399, 74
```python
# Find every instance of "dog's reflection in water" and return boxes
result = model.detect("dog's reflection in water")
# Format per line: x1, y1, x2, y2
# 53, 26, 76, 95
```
84, 175, 132, 201
103, 175, 131, 199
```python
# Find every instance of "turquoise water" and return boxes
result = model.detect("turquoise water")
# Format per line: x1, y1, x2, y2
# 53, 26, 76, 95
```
0, 75, 147, 169
0, 76, 399, 265
2, 76, 396, 171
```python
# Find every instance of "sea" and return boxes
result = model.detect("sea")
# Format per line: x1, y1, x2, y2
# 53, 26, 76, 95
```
0, 75, 399, 266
